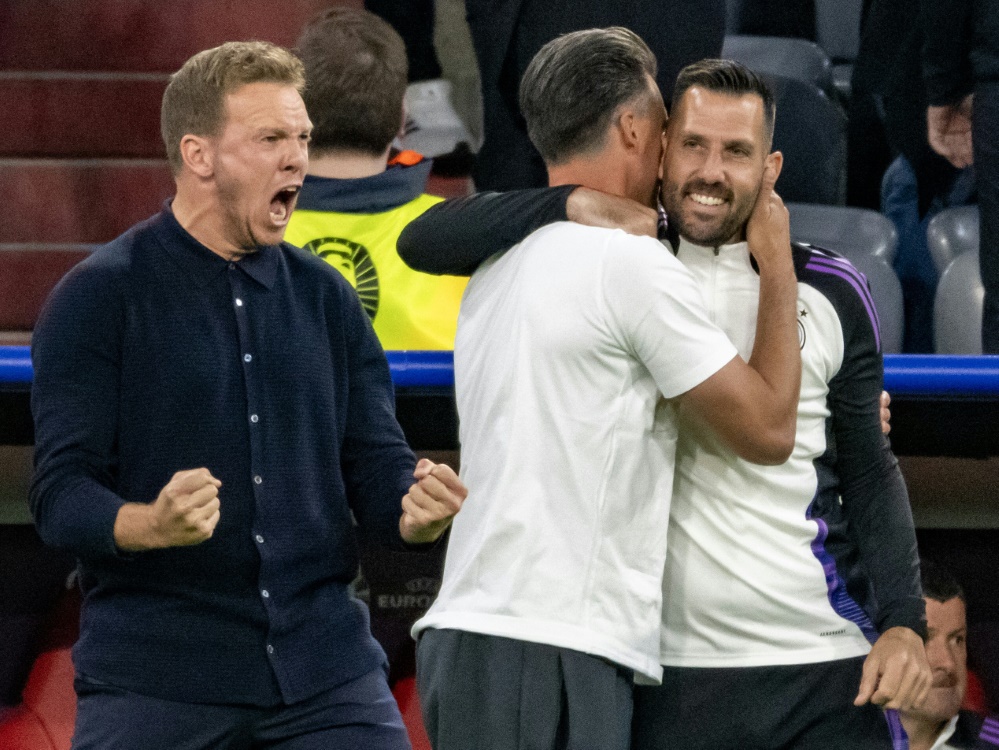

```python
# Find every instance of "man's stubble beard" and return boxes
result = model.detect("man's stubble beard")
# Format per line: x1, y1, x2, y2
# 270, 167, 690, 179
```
662, 179, 759, 247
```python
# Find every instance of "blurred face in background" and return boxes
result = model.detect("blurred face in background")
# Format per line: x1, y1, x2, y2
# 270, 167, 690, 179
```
912, 596, 968, 723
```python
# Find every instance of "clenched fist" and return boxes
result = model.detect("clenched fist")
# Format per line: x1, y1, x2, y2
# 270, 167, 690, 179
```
400, 459, 467, 545
114, 468, 222, 551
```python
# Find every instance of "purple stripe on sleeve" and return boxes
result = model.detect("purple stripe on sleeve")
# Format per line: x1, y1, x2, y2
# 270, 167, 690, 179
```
806, 500, 879, 643
885, 709, 909, 750
806, 256, 882, 334
980, 718, 999, 745
805, 259, 882, 352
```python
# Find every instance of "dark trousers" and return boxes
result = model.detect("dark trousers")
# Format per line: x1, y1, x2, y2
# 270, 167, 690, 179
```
364, 0, 441, 82
974, 81, 999, 353
465, 0, 726, 191
632, 657, 903, 750
416, 628, 633, 750
70, 666, 410, 750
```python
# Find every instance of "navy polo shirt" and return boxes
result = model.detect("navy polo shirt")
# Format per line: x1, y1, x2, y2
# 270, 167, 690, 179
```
30, 205, 416, 705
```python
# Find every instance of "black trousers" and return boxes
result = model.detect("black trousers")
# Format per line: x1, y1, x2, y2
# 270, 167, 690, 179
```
364, 0, 441, 82
465, 0, 726, 190
975, 81, 999, 353
416, 628, 633, 750
631, 657, 903, 750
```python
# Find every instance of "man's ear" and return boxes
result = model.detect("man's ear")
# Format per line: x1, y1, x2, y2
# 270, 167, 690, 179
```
180, 134, 214, 178
616, 107, 640, 151
765, 150, 784, 181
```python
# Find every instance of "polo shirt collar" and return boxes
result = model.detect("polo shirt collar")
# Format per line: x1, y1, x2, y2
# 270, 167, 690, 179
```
156, 201, 279, 289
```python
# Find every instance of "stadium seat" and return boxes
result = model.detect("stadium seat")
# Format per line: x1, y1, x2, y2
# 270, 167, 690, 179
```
850, 255, 905, 354
934, 251, 984, 354
814, 0, 863, 99
927, 205, 980, 277
965, 669, 988, 716
0, 160, 174, 244
722, 35, 834, 97
0, 246, 93, 333
815, 0, 862, 62
788, 205, 904, 353
0, 584, 79, 750
0, 0, 361, 72
765, 75, 847, 205
0, 75, 168, 159
0, 648, 76, 750
392, 676, 432, 750
788, 203, 898, 264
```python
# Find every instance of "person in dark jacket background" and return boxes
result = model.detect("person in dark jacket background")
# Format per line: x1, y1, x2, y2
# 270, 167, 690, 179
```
464, 0, 726, 190
923, 0, 999, 353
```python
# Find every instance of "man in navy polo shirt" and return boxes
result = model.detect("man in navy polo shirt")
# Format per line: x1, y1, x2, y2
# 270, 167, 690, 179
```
30, 40, 465, 750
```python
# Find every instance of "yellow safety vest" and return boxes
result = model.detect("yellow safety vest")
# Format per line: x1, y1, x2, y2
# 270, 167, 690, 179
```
286, 194, 467, 351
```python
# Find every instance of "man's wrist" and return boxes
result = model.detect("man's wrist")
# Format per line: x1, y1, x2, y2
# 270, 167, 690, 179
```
399, 515, 450, 545
114, 502, 163, 552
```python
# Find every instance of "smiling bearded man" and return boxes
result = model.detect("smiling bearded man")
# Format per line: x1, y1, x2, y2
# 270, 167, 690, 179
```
30, 41, 467, 750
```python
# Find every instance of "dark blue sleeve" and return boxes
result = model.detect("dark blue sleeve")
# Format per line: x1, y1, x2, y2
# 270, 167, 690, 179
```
337, 288, 417, 550
29, 254, 131, 561
397, 185, 575, 275
826, 264, 926, 637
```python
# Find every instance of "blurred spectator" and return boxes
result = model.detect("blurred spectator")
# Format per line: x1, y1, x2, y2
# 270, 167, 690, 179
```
364, 0, 475, 162
288, 6, 467, 351
464, 0, 726, 190
848, 0, 975, 352
923, 0, 999, 352
901, 560, 998, 749
736, 0, 817, 41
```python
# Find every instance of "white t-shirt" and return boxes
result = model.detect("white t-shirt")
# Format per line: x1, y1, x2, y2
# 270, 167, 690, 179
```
932, 714, 960, 749
660, 238, 884, 667
412, 223, 737, 683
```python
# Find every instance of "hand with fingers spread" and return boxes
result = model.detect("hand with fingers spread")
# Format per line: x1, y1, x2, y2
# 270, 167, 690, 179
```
855, 626, 932, 710
400, 458, 468, 544
114, 468, 222, 551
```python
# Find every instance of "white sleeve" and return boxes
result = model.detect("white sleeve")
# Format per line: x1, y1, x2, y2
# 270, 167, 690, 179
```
603, 235, 738, 399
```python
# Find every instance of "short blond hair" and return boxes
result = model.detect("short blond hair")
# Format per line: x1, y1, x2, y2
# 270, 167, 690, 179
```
161, 41, 306, 173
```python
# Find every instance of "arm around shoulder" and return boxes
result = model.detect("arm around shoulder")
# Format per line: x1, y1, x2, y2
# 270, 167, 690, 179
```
397, 186, 576, 275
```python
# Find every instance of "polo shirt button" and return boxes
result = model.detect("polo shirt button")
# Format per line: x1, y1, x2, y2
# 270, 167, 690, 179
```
250, 414, 259, 423
235, 298, 244, 307
261, 589, 270, 598
266, 644, 274, 655
255, 534, 264, 544
244, 354, 252, 363
229, 263, 236, 270
254, 475, 263, 485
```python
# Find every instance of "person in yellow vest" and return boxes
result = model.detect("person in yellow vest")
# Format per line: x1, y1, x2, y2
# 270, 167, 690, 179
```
287, 6, 466, 351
